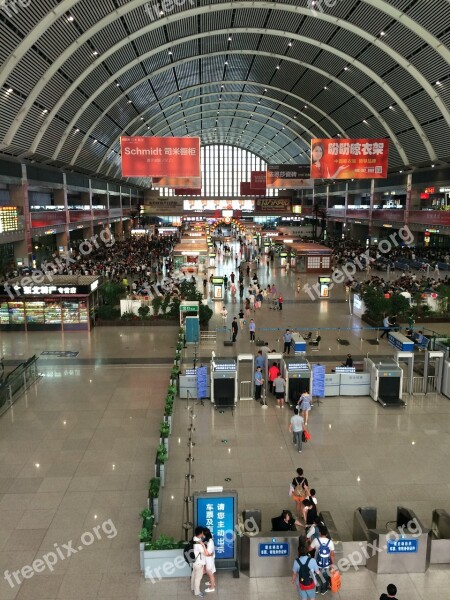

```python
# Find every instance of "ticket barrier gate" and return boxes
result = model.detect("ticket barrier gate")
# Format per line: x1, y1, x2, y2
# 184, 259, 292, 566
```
365, 358, 405, 407
210, 358, 237, 410
441, 360, 450, 399
281, 357, 311, 407
353, 506, 431, 573
240, 509, 341, 577
431, 509, 450, 564
395, 351, 414, 395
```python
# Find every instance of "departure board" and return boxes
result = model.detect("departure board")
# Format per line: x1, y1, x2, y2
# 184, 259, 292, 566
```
0, 207, 18, 233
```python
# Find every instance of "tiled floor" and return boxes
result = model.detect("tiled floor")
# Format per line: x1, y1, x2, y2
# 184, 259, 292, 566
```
0, 255, 449, 599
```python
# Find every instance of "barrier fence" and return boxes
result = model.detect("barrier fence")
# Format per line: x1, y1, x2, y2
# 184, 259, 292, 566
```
0, 356, 40, 417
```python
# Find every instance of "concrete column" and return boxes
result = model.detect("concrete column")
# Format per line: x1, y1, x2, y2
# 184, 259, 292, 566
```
9, 166, 32, 265
368, 179, 375, 238
405, 173, 413, 226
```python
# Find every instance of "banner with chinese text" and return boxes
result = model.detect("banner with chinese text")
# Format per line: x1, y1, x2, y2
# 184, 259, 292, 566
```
250, 171, 267, 191
256, 198, 291, 213
310, 138, 389, 179
266, 164, 313, 189
120, 136, 200, 178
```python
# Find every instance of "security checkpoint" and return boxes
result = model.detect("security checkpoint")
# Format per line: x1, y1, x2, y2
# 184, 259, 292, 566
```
281, 357, 311, 407
237, 354, 255, 401
365, 358, 405, 407
210, 358, 237, 410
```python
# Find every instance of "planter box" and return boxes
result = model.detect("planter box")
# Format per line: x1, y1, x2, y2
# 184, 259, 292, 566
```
159, 437, 169, 456
155, 462, 165, 487
143, 548, 191, 579
164, 414, 173, 435
97, 318, 178, 327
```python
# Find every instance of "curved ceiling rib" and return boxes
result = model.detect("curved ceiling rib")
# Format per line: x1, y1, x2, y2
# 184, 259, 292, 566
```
72, 95, 319, 167
46, 49, 409, 168
3, 1, 447, 155
97, 81, 347, 173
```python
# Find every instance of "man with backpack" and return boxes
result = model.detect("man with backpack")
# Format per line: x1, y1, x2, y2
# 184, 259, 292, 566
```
292, 538, 320, 599
186, 526, 207, 597
309, 525, 335, 595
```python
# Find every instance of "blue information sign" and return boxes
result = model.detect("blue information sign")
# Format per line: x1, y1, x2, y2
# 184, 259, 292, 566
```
387, 539, 418, 554
196, 495, 235, 560
258, 542, 290, 557
312, 364, 326, 397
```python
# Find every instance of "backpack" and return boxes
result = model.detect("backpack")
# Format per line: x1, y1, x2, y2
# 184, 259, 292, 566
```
317, 538, 331, 568
296, 557, 314, 587
183, 539, 197, 565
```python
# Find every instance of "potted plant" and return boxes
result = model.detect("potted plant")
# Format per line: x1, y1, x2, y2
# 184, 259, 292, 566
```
148, 477, 160, 523
138, 304, 150, 320
142, 534, 191, 579
159, 422, 170, 455
171, 366, 180, 384
151, 296, 163, 317
155, 444, 168, 486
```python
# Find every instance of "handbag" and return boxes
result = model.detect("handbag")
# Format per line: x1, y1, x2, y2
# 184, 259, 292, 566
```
330, 568, 341, 593
304, 430, 311, 441
302, 431, 308, 443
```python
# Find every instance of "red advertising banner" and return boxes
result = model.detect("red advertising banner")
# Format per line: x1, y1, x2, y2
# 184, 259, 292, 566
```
310, 138, 389, 179
266, 165, 313, 189
174, 188, 202, 196
153, 176, 202, 189
120, 136, 201, 178
251, 171, 267, 191
240, 182, 252, 196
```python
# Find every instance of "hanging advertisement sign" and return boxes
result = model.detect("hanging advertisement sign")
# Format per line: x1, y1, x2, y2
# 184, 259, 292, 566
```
143, 198, 184, 214
153, 176, 202, 189
310, 138, 389, 179
120, 136, 201, 178
174, 188, 202, 196
266, 164, 313, 189
250, 171, 267, 191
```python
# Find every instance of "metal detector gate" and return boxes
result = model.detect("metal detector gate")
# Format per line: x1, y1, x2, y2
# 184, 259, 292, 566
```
281, 357, 311, 407
265, 352, 283, 399
396, 351, 414, 396
238, 354, 254, 401
424, 351, 444, 394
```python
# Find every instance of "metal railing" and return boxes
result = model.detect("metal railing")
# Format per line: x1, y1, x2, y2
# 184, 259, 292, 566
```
239, 380, 253, 401
200, 330, 217, 343
0, 356, 40, 417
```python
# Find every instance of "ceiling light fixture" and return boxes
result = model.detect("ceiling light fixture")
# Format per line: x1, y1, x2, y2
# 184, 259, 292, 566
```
67, 15, 74, 22
276, 65, 280, 69
93, 51, 98, 56
380, 31, 386, 36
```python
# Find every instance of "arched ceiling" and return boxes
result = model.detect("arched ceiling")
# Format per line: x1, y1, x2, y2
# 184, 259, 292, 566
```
0, 0, 449, 185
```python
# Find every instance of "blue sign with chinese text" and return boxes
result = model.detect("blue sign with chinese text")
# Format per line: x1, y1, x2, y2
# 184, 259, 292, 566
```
196, 495, 235, 560
258, 542, 290, 557
387, 539, 418, 554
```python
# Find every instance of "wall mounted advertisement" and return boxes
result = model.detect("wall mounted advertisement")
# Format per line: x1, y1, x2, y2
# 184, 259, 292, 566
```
310, 138, 389, 179
183, 199, 254, 211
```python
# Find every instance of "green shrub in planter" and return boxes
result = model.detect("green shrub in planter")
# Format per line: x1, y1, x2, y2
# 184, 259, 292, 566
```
138, 304, 150, 320
139, 508, 155, 531
145, 534, 185, 551
140, 528, 153, 543
157, 444, 168, 463
175, 352, 181, 361
171, 367, 180, 378
97, 305, 120, 320
149, 477, 160, 498
168, 384, 176, 395
164, 400, 174, 417
160, 422, 170, 438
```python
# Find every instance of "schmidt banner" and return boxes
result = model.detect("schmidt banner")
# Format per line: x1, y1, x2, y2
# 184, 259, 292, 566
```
120, 136, 201, 178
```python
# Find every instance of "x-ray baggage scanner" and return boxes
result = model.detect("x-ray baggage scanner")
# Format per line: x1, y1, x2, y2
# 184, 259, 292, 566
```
365, 358, 405, 407
282, 357, 311, 407
211, 358, 237, 410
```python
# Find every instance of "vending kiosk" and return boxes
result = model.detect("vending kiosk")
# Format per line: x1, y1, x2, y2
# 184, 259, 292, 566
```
282, 357, 311, 407
365, 358, 405, 408
211, 276, 224, 301
280, 252, 288, 268
209, 252, 216, 268
318, 276, 331, 298
211, 358, 237, 410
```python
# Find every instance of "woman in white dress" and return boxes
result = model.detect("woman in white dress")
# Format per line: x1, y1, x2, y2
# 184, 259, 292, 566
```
203, 527, 216, 593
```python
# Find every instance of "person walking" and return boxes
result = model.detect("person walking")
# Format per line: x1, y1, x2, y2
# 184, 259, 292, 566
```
283, 329, 292, 354
190, 527, 207, 598
268, 362, 279, 394
238, 308, 245, 330
249, 319, 256, 342
292, 537, 320, 600
309, 525, 335, 596
221, 306, 228, 323
223, 274, 228, 290
273, 371, 286, 408
289, 408, 305, 452
239, 281, 244, 299
380, 314, 393, 338
254, 366, 264, 402
298, 391, 312, 427
203, 528, 216, 594
278, 294, 284, 311
290, 468, 310, 518
245, 297, 251, 318
231, 317, 238, 343
379, 583, 398, 600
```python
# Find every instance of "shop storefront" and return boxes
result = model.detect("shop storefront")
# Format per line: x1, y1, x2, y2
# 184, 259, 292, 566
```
284, 242, 333, 273
173, 239, 208, 274
0, 276, 101, 332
